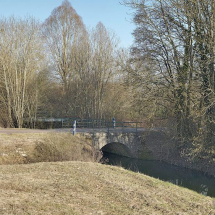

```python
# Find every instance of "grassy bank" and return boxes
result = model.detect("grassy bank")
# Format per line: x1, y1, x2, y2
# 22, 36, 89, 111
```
0, 132, 97, 164
0, 131, 215, 214
0, 161, 214, 214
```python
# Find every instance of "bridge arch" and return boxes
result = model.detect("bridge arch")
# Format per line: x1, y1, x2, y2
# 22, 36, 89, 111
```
82, 130, 156, 159
101, 142, 133, 158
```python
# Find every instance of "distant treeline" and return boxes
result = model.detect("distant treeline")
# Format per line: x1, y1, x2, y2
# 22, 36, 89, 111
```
0, 0, 136, 128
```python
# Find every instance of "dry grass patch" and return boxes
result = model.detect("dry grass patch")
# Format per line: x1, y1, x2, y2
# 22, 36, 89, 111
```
0, 133, 42, 164
0, 161, 214, 214
30, 133, 96, 163
0, 133, 97, 164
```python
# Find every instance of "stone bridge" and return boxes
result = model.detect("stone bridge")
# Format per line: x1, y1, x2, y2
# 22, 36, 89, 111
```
80, 129, 170, 160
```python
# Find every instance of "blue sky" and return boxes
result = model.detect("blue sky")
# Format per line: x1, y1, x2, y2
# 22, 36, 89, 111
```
0, 0, 135, 48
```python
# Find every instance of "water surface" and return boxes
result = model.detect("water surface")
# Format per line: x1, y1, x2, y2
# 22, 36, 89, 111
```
102, 152, 215, 197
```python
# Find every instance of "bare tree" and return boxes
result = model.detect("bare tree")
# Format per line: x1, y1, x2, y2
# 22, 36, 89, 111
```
0, 17, 45, 128
43, 0, 86, 92
42, 0, 88, 117
90, 22, 119, 119
124, 0, 215, 147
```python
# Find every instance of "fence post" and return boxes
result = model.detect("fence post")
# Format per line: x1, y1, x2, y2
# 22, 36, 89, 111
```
113, 117, 115, 129
73, 120, 76, 135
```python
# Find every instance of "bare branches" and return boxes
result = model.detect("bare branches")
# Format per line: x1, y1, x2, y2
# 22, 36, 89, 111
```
125, 0, 215, 145
0, 17, 45, 127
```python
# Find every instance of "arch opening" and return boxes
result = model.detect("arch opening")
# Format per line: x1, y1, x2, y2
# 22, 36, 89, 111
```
101, 142, 133, 158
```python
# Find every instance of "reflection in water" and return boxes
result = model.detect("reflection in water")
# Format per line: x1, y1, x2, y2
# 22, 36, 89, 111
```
102, 152, 215, 197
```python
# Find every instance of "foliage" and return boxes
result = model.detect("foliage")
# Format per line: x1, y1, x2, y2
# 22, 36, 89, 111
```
123, 0, 215, 158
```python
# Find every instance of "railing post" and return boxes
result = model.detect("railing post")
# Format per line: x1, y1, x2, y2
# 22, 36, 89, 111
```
73, 120, 76, 135
113, 117, 115, 129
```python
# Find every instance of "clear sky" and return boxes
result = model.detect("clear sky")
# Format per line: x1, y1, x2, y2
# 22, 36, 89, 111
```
0, 0, 135, 48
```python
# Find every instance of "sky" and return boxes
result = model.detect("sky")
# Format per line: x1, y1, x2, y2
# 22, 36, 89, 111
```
0, 0, 135, 48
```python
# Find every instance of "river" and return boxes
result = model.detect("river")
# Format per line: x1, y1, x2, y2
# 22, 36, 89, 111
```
102, 152, 215, 197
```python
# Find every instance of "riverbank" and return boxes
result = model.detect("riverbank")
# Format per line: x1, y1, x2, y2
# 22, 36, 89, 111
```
103, 152, 215, 197
144, 129, 215, 177
0, 161, 214, 214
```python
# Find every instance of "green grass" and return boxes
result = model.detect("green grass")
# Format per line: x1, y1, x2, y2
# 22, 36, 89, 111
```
0, 161, 214, 214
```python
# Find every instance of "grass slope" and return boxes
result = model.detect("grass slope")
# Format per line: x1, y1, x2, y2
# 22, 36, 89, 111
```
0, 133, 96, 164
0, 161, 214, 215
